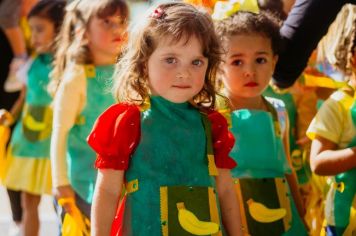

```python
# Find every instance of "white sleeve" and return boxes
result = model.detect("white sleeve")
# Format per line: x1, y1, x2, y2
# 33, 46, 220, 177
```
50, 64, 86, 188
15, 58, 33, 85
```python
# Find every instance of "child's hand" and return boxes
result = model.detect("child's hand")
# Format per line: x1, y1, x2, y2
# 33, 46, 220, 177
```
0, 109, 14, 126
296, 136, 311, 147
9, 57, 27, 73
54, 185, 76, 215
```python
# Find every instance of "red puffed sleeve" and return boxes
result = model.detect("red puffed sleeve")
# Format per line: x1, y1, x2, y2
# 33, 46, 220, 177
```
208, 111, 237, 169
87, 103, 141, 170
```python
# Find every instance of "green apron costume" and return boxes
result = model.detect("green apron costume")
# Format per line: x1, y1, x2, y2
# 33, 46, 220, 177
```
11, 54, 53, 158
67, 64, 115, 203
325, 90, 356, 235
229, 97, 307, 236
122, 96, 224, 236
264, 86, 311, 185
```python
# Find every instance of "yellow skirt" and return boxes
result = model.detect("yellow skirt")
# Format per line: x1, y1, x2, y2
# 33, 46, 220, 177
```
2, 149, 52, 195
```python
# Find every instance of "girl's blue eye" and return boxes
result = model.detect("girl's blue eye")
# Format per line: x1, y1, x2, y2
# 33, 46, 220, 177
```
165, 57, 176, 64
103, 19, 111, 27
256, 57, 267, 64
232, 60, 242, 66
192, 59, 203, 66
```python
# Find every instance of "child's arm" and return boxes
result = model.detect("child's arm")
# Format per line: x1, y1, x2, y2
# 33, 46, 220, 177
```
50, 67, 85, 207
92, 169, 124, 236
9, 86, 26, 121
282, 112, 306, 219
216, 168, 243, 236
310, 135, 356, 175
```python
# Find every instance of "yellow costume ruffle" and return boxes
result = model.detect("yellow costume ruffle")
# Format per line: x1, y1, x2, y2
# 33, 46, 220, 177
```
2, 148, 52, 195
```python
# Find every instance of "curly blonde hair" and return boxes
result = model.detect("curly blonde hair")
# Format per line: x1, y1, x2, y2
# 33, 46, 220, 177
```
317, 4, 356, 77
114, 2, 222, 109
49, 0, 129, 95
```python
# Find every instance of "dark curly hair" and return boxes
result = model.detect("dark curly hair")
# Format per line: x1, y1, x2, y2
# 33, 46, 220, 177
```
258, 0, 287, 20
215, 11, 282, 56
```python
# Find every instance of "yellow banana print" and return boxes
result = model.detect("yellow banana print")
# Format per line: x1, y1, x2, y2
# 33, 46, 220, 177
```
247, 199, 286, 223
177, 202, 219, 235
24, 115, 46, 131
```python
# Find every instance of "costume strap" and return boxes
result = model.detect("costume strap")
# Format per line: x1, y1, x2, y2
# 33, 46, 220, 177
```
83, 64, 96, 78
264, 97, 283, 138
201, 113, 219, 176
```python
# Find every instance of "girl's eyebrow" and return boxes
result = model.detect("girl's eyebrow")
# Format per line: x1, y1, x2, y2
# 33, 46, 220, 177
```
160, 52, 207, 59
159, 52, 178, 57
229, 53, 244, 58
255, 51, 270, 55
230, 51, 270, 58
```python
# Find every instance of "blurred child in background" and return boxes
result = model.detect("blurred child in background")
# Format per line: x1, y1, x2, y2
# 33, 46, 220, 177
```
307, 4, 356, 236
0, 1, 66, 235
50, 0, 129, 231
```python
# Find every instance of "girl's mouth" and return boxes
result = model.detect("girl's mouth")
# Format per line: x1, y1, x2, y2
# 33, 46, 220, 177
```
244, 82, 258, 87
113, 37, 122, 42
173, 85, 190, 89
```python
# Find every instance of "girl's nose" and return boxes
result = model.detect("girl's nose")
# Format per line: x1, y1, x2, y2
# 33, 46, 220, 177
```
176, 68, 189, 79
243, 66, 256, 78
176, 65, 189, 79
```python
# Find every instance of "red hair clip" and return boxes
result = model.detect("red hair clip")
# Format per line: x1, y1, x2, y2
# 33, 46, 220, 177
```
150, 7, 164, 19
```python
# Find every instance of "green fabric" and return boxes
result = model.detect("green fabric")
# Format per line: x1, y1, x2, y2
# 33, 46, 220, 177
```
351, 100, 356, 127
123, 96, 222, 236
11, 54, 53, 158
317, 99, 325, 110
264, 86, 311, 184
67, 64, 115, 203
229, 109, 290, 178
229, 99, 307, 236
